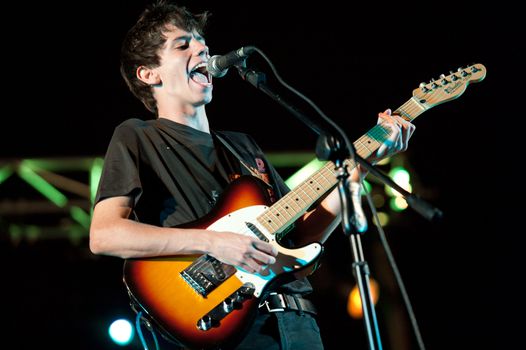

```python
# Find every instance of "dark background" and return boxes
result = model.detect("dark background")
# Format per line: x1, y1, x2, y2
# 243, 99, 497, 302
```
2, 1, 523, 349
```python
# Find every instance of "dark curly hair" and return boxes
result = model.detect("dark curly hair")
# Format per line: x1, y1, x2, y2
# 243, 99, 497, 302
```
120, 1, 210, 114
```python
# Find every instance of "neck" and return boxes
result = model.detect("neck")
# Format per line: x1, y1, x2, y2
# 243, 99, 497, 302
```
157, 104, 210, 133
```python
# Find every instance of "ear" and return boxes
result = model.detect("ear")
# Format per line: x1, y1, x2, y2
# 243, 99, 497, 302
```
136, 66, 161, 85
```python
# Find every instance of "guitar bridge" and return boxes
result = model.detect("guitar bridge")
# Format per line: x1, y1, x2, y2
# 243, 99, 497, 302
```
180, 255, 236, 296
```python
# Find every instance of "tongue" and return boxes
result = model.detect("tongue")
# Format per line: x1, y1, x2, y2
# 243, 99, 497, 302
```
190, 72, 209, 84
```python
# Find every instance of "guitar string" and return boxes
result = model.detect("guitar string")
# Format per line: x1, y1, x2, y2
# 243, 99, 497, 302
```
186, 97, 426, 284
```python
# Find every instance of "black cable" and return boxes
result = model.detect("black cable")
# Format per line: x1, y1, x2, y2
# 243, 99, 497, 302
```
247, 47, 427, 350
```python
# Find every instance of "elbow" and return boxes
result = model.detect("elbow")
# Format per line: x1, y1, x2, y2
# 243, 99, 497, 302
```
89, 223, 119, 256
89, 225, 106, 255
89, 223, 131, 259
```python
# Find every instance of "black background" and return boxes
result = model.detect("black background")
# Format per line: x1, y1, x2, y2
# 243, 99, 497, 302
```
2, 1, 523, 349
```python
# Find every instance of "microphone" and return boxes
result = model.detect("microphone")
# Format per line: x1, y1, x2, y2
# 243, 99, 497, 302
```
207, 46, 256, 78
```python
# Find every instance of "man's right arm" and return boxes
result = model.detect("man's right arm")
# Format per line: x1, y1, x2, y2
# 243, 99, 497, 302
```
89, 196, 276, 272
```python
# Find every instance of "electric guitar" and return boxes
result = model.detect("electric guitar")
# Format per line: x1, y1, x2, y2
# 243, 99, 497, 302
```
123, 64, 486, 349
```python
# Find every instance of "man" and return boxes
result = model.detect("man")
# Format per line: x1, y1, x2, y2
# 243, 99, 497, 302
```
89, 1, 415, 349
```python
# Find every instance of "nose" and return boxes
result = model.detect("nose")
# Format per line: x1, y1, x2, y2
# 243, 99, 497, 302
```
194, 40, 209, 59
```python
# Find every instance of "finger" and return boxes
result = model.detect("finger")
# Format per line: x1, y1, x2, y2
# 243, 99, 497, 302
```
250, 249, 277, 266
396, 131, 404, 151
252, 240, 278, 257
408, 123, 416, 138
401, 124, 413, 151
376, 143, 387, 158
249, 241, 277, 265
396, 118, 415, 151
239, 260, 260, 274
377, 112, 392, 124
385, 123, 402, 156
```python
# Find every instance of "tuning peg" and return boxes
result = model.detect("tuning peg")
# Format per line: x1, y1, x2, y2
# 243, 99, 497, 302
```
419, 82, 430, 92
440, 74, 446, 79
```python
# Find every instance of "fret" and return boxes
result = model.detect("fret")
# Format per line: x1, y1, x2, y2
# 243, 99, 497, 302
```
255, 97, 428, 235
355, 137, 373, 155
268, 206, 288, 226
356, 135, 380, 157
261, 214, 280, 232
257, 161, 338, 233
253, 64, 487, 238
396, 98, 426, 121
396, 107, 412, 121
273, 201, 294, 221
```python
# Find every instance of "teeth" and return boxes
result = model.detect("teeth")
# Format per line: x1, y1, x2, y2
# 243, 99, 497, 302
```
191, 62, 207, 72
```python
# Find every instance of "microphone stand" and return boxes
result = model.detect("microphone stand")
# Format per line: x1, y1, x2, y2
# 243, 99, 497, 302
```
236, 66, 392, 349
235, 66, 443, 222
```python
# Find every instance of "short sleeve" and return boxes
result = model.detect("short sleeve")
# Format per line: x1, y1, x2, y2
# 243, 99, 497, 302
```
94, 122, 143, 206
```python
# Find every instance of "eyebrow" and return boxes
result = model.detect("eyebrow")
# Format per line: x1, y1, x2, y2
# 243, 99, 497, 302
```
167, 33, 206, 48
169, 35, 191, 47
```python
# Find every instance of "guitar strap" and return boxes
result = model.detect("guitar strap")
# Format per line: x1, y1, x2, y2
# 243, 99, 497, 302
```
214, 132, 271, 186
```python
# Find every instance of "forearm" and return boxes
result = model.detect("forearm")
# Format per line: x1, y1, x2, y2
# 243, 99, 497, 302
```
290, 188, 342, 245
89, 196, 278, 271
90, 216, 216, 259
290, 165, 368, 245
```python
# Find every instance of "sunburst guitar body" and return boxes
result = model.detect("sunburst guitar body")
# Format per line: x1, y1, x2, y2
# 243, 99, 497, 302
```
123, 64, 486, 349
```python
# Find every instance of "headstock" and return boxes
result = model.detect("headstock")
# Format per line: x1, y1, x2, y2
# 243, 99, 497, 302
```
412, 63, 486, 109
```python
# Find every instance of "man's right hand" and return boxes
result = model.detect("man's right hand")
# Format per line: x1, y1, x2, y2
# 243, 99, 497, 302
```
207, 232, 278, 273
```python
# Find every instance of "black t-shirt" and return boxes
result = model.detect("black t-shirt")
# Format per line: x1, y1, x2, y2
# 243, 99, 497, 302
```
95, 117, 312, 295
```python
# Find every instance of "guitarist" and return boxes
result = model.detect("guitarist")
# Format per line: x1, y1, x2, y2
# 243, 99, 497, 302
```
89, 1, 416, 349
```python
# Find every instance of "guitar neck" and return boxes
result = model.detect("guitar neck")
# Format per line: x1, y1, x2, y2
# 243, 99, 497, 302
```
256, 97, 427, 235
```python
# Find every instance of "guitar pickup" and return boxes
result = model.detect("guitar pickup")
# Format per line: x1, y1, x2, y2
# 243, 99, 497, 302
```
246, 222, 269, 242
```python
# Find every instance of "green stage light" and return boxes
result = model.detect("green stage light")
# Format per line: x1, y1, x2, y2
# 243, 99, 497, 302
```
90, 158, 104, 204
70, 206, 91, 229
285, 158, 327, 189
385, 166, 411, 198
18, 162, 68, 207
0, 165, 14, 185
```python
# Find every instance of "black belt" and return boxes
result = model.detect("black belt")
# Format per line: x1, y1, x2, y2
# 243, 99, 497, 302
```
259, 293, 317, 315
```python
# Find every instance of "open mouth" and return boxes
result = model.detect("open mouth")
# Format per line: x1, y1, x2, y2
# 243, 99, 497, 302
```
189, 62, 212, 86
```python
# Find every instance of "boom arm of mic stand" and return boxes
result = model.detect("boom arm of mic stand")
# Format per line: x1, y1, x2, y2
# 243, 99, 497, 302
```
355, 156, 443, 222
236, 66, 324, 135
236, 65, 443, 223
237, 65, 383, 350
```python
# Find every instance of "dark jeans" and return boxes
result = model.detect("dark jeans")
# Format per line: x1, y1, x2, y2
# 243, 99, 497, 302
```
234, 311, 324, 350
153, 310, 324, 350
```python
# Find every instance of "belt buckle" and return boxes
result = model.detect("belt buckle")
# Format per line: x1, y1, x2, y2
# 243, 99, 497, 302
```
260, 292, 286, 313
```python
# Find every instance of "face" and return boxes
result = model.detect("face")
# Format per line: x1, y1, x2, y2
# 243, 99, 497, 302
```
153, 24, 213, 108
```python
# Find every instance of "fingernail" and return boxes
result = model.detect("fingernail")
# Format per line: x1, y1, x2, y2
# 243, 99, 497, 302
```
385, 108, 391, 115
